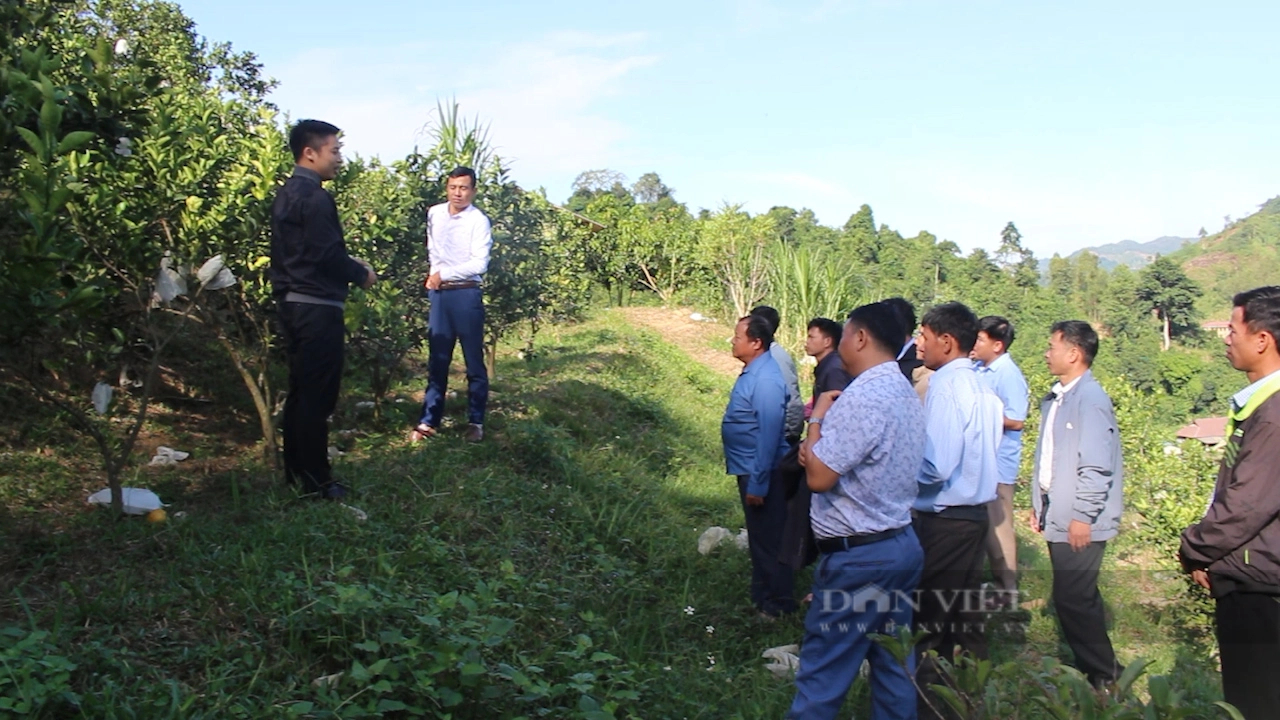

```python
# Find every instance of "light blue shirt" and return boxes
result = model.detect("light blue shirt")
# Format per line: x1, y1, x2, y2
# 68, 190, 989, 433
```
916, 357, 1004, 512
722, 352, 790, 497
976, 353, 1029, 484
811, 362, 926, 537
1231, 368, 1280, 411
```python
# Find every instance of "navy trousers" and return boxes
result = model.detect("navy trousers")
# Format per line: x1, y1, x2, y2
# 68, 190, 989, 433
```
788, 528, 923, 720
279, 301, 344, 494
737, 474, 797, 617
420, 286, 488, 427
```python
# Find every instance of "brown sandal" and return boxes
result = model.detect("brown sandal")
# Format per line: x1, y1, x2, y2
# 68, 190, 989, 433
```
409, 423, 437, 442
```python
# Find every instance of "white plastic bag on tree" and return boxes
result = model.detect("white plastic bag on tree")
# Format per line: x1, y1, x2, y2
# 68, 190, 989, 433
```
196, 255, 237, 291
92, 383, 113, 415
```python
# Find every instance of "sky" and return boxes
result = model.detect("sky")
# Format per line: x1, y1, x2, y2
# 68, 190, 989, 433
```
177, 0, 1277, 257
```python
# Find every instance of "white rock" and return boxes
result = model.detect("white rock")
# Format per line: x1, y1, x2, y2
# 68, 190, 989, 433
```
697, 526, 733, 555
341, 504, 368, 522
734, 528, 750, 550
328, 446, 344, 459
354, 401, 375, 410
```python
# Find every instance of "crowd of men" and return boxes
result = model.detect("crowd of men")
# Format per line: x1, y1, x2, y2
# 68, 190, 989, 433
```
723, 293, 1280, 719
268, 119, 1278, 720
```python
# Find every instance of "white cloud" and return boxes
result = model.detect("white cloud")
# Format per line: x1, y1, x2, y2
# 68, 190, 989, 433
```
267, 33, 657, 181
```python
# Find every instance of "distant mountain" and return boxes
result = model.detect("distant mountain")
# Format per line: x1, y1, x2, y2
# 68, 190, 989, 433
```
1040, 235, 1195, 272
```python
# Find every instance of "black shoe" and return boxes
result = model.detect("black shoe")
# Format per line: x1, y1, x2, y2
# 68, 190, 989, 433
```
322, 482, 349, 500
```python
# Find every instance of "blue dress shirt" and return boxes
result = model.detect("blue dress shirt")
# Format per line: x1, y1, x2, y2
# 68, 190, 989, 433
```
722, 352, 790, 497
916, 357, 1004, 512
976, 353, 1029, 485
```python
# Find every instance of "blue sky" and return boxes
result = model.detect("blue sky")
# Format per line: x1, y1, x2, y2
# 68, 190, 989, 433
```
179, 0, 1276, 256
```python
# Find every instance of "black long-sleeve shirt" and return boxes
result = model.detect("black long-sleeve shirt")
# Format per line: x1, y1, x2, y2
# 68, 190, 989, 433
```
813, 351, 853, 399
269, 166, 368, 302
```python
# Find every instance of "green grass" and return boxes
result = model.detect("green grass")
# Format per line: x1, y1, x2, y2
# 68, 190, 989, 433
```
0, 310, 1228, 718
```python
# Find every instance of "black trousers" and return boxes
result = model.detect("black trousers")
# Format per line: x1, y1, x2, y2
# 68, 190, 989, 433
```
279, 302, 345, 494
737, 474, 796, 616
913, 513, 990, 660
1217, 590, 1280, 720
913, 512, 989, 720
1047, 541, 1117, 684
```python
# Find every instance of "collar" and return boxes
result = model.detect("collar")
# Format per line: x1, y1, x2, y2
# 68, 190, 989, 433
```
739, 351, 772, 376
292, 165, 322, 184
1232, 368, 1280, 412
896, 339, 915, 361
1051, 373, 1085, 400
983, 353, 1012, 372
932, 356, 974, 377
445, 203, 476, 217
857, 360, 900, 383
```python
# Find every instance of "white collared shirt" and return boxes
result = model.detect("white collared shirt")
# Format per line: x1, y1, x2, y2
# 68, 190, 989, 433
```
1037, 375, 1083, 493
427, 203, 492, 283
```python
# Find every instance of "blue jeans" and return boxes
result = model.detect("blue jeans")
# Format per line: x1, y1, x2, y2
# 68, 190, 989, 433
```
419, 287, 487, 427
788, 528, 923, 720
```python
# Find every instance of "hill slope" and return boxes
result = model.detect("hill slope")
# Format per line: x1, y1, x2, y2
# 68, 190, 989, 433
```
1171, 196, 1280, 314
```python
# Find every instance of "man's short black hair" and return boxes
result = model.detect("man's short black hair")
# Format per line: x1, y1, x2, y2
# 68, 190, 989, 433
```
845, 302, 901, 356
921, 301, 979, 353
807, 317, 842, 346
883, 297, 916, 342
978, 315, 1015, 350
1233, 286, 1280, 353
1051, 320, 1099, 366
447, 166, 477, 188
739, 314, 774, 349
750, 306, 781, 334
289, 119, 340, 162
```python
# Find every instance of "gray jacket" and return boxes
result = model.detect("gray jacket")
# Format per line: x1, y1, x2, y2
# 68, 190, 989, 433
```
1030, 370, 1123, 543
769, 343, 804, 440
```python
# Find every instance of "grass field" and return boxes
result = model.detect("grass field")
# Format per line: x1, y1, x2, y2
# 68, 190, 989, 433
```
0, 310, 1229, 718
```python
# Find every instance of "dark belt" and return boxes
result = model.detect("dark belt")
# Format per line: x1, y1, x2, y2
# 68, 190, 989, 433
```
815, 526, 907, 554
437, 280, 480, 290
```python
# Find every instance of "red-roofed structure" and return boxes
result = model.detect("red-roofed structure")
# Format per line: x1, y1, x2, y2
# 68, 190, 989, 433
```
1176, 417, 1229, 445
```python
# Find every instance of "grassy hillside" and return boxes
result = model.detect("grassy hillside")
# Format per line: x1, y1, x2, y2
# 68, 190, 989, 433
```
1171, 196, 1280, 317
0, 311, 1231, 717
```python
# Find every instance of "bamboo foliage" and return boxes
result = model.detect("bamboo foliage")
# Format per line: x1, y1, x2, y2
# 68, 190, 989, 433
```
768, 243, 871, 356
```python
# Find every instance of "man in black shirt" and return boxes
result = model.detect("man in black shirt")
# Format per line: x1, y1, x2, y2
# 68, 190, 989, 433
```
805, 317, 852, 400
269, 119, 376, 499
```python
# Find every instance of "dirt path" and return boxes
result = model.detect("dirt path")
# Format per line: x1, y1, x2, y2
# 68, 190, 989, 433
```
614, 307, 740, 377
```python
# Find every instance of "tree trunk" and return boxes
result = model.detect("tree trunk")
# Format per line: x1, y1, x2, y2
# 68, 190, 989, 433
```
1162, 313, 1171, 352
485, 339, 497, 380
214, 333, 277, 466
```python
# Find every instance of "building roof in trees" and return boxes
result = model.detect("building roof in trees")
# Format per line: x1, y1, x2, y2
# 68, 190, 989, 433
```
1175, 417, 1228, 444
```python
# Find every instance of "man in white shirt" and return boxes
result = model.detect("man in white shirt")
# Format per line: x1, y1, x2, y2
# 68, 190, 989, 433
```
411, 167, 493, 443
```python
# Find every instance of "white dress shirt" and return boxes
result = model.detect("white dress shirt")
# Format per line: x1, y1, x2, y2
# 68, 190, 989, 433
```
427, 203, 492, 282
1037, 375, 1083, 493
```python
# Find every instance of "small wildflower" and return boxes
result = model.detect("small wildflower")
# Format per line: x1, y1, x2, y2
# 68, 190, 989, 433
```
684, 606, 695, 616
705, 625, 715, 635
114, 38, 129, 55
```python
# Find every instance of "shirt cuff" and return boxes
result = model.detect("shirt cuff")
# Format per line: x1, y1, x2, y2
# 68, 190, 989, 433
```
746, 473, 769, 498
